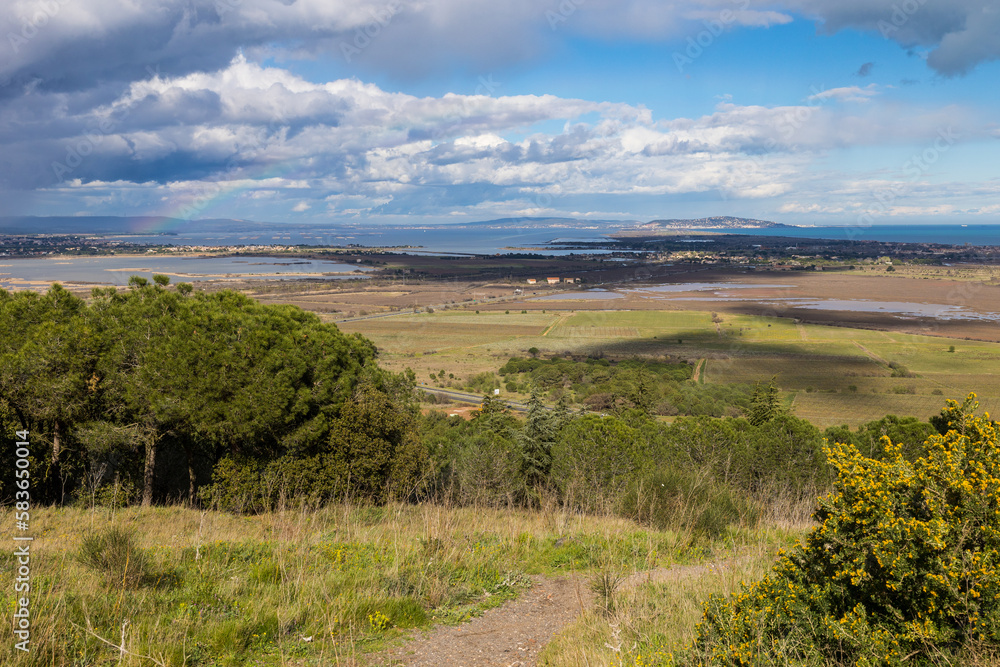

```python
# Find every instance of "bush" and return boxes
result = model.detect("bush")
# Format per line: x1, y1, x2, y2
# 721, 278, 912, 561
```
200, 456, 275, 513
621, 467, 755, 538
888, 361, 915, 378
92, 479, 142, 509
466, 371, 499, 394
203, 393, 427, 512
77, 526, 151, 588
551, 416, 643, 511
687, 395, 1000, 665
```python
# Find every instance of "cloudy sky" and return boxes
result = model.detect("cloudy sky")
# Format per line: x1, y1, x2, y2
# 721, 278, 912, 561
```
2, 0, 998, 227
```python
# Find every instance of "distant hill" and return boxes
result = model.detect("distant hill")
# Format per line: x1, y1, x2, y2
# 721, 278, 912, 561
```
637, 216, 790, 230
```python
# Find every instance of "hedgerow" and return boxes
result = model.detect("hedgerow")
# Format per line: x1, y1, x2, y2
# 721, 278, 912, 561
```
686, 394, 1000, 666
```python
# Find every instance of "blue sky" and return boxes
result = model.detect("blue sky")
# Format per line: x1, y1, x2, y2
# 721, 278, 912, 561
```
1, 0, 998, 227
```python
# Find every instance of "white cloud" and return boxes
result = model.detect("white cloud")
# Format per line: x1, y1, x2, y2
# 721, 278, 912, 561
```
4, 54, 993, 222
1, 0, 996, 115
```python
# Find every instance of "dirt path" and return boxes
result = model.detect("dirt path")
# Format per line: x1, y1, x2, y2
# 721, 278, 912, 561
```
377, 575, 592, 666
852, 340, 889, 366
377, 559, 745, 667
692, 358, 706, 383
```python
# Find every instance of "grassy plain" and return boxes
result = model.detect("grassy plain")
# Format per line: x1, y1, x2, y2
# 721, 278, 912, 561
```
0, 503, 805, 666
340, 304, 1000, 428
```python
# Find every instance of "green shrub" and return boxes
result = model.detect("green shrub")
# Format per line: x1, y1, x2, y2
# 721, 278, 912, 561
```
466, 371, 499, 394
888, 361, 915, 377
551, 416, 643, 511
92, 479, 142, 509
687, 395, 1000, 665
77, 526, 151, 588
200, 455, 272, 513
621, 467, 755, 537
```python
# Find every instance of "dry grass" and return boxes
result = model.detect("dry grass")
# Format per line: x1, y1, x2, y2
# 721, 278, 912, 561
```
0, 501, 731, 666
538, 523, 810, 666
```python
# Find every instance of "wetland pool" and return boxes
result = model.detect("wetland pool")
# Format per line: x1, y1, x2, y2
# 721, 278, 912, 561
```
0, 255, 371, 289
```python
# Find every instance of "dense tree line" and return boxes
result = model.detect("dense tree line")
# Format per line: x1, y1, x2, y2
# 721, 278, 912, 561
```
0, 279, 420, 506
419, 386, 833, 534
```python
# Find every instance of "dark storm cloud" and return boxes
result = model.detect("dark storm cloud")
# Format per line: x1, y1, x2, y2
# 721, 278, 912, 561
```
789, 0, 1000, 76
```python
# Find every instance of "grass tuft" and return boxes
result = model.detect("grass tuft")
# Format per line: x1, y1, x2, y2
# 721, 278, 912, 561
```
77, 525, 151, 589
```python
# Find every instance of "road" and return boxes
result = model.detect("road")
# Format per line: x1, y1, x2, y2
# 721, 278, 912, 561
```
416, 385, 534, 412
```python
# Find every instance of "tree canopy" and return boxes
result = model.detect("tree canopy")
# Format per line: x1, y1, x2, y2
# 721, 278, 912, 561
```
0, 280, 408, 505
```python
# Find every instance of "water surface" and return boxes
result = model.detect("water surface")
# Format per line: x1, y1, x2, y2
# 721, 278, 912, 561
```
0, 255, 370, 289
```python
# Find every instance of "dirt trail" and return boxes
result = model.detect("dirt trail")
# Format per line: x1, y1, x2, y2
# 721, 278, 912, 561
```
852, 341, 889, 366
378, 575, 592, 666
691, 358, 706, 383
378, 559, 743, 666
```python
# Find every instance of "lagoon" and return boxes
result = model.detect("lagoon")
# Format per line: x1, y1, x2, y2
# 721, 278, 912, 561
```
0, 255, 370, 290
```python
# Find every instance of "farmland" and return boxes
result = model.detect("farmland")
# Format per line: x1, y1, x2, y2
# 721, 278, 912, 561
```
336, 268, 1000, 428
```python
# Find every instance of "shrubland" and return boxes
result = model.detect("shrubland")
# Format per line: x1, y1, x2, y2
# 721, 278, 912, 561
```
540, 396, 1000, 667
498, 355, 753, 417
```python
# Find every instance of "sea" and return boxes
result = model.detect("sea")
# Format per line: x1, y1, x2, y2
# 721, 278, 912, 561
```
126, 223, 1000, 252
711, 224, 1000, 247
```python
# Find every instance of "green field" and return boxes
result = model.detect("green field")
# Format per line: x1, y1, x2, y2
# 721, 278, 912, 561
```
342, 308, 1000, 427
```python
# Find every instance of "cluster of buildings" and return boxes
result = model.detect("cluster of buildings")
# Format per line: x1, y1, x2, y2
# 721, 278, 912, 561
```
525, 277, 580, 285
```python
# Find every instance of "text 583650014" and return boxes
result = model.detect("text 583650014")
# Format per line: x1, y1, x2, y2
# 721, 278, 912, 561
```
13, 429, 32, 653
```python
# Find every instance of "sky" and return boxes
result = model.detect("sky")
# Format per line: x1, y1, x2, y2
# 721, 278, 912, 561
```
1, 0, 999, 228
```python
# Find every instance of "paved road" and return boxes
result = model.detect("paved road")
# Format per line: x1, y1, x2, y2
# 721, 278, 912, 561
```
416, 385, 533, 412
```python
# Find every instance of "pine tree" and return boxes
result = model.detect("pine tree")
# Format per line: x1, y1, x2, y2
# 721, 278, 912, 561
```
519, 390, 555, 489
745, 377, 781, 426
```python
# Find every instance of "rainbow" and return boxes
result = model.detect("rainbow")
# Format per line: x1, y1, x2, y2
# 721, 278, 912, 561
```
131, 161, 302, 234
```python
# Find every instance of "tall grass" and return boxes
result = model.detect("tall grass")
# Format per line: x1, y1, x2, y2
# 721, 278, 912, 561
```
0, 501, 715, 666
538, 524, 812, 667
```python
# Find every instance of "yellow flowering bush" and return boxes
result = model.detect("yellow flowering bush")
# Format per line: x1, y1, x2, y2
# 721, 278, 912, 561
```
688, 395, 1000, 666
